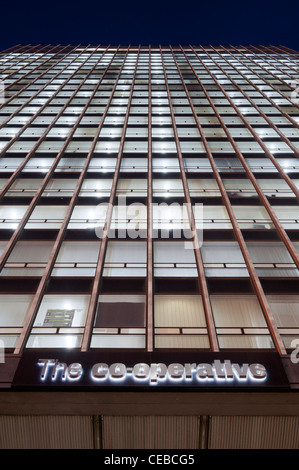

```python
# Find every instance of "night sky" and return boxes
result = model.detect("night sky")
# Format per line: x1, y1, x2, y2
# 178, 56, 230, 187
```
0, 0, 298, 52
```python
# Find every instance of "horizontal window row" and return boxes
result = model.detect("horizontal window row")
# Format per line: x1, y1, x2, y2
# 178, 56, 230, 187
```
1, 139, 296, 155
7, 90, 291, 98
1, 157, 299, 177
1, 127, 298, 139
3, 115, 295, 126
0, 205, 296, 235
1, 177, 298, 199
0, 293, 297, 350
6, 98, 294, 108
1, 106, 298, 116
0, 240, 298, 278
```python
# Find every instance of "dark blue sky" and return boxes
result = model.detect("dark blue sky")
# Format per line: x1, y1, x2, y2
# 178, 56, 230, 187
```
1, 0, 299, 52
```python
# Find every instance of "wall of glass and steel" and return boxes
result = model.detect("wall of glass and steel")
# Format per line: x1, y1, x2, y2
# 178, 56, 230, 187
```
0, 44, 298, 354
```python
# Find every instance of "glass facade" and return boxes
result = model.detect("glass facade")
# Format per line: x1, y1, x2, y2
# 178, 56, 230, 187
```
0, 43, 298, 355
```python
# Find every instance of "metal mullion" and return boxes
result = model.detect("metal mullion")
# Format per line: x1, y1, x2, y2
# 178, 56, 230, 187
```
239, 45, 299, 94
265, 45, 299, 68
191, 45, 299, 267
0, 43, 79, 114
0, 44, 112, 271
240, 44, 298, 92
244, 45, 298, 89
276, 45, 299, 56
0, 46, 83, 146
147, 45, 154, 352
1, 45, 47, 76
179, 47, 299, 271
0, 45, 47, 86
164, 45, 219, 352
81, 45, 140, 352
225, 45, 299, 129
0, 45, 87, 160
2, 44, 63, 93
215, 46, 299, 153
13, 44, 127, 355
192, 45, 299, 201
0, 45, 37, 72
0, 44, 101, 201
256, 45, 299, 72
0, 44, 25, 54
181, 45, 286, 355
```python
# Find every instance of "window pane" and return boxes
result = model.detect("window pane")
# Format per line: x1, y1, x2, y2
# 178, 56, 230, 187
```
154, 295, 206, 327
218, 335, 273, 349
94, 295, 146, 328
103, 241, 147, 277
267, 295, 299, 327
211, 295, 267, 327
201, 242, 249, 277
0, 295, 32, 326
154, 241, 197, 277
33, 295, 90, 327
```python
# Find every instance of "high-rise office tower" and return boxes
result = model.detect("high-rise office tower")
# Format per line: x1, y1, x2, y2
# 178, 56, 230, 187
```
0, 44, 298, 449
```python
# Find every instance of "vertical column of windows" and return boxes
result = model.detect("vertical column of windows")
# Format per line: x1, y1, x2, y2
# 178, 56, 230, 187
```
194, 47, 299, 199
251, 45, 299, 79
154, 46, 217, 351
214, 45, 299, 154
175, 46, 287, 353
224, 46, 299, 131
240, 46, 299, 105
3, 46, 122, 351
146, 46, 154, 351
0, 47, 91, 180
189, 47, 299, 266
0, 46, 81, 139
0, 45, 108, 277
86, 47, 145, 350
1, 45, 67, 97
0, 45, 40, 77
21, 46, 129, 351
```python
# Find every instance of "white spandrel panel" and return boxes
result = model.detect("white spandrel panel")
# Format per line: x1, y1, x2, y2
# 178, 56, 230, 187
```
90, 335, 145, 348
55, 241, 101, 263
25, 205, 68, 229
123, 141, 148, 153
120, 158, 148, 172
0, 295, 33, 326
103, 241, 147, 277
6, 241, 54, 263
22, 158, 55, 172
43, 178, 78, 197
0, 205, 28, 227
26, 335, 82, 348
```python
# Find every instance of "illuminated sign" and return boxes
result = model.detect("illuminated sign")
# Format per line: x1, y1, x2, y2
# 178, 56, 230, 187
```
37, 358, 267, 385
12, 351, 290, 390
